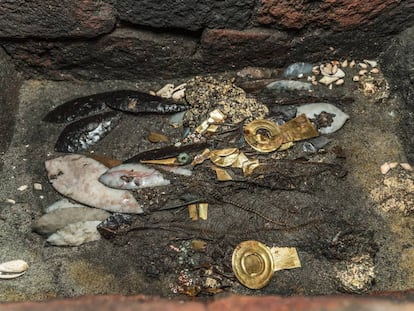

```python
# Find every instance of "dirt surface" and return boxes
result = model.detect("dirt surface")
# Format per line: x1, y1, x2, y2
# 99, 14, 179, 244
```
0, 62, 413, 302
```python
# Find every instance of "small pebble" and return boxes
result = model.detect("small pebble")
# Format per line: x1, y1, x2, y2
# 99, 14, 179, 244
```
349, 60, 356, 68
370, 68, 380, 74
33, 183, 43, 191
364, 59, 377, 68
400, 163, 413, 171
6, 199, 16, 204
358, 63, 368, 69
17, 185, 28, 191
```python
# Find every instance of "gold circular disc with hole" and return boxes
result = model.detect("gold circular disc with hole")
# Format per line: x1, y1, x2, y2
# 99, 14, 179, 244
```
232, 240, 274, 289
243, 119, 283, 153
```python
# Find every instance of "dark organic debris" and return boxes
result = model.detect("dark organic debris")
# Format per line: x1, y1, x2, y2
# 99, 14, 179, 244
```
54, 111, 121, 152
97, 213, 134, 239
242, 159, 347, 191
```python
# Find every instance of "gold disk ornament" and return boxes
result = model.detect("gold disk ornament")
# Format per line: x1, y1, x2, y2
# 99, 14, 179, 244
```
232, 240, 275, 289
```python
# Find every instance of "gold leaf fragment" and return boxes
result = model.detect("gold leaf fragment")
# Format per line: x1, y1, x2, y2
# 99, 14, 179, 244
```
198, 203, 208, 220
188, 204, 198, 221
191, 148, 211, 166
270, 247, 301, 271
212, 167, 233, 181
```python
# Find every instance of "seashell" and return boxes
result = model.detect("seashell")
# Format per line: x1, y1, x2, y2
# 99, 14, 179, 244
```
370, 68, 380, 74
0, 260, 29, 273
364, 59, 377, 68
46, 154, 142, 214
47, 221, 102, 246
380, 162, 392, 174
172, 89, 185, 100
341, 60, 348, 68
320, 63, 333, 76
349, 60, 356, 68
362, 81, 376, 94
319, 76, 339, 85
400, 162, 413, 171
359, 69, 368, 76
358, 63, 368, 69
155, 83, 175, 98
353, 75, 360, 82
335, 79, 345, 86
99, 163, 170, 190
296, 103, 350, 134
312, 66, 320, 75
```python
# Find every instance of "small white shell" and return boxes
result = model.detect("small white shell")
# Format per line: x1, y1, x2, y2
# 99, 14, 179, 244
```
335, 79, 345, 86
358, 63, 368, 69
349, 60, 356, 68
364, 59, 377, 68
359, 69, 368, 76
0, 260, 29, 273
380, 162, 391, 174
155, 83, 175, 98
400, 163, 413, 171
319, 76, 339, 85
341, 60, 348, 68
353, 75, 360, 82
370, 68, 380, 74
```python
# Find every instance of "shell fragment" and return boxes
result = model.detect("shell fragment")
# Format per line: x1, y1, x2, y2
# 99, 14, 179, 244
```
0, 260, 29, 279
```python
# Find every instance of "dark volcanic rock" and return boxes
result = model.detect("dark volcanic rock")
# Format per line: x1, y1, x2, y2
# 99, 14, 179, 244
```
109, 0, 256, 31
0, 27, 200, 80
257, 0, 414, 32
0, 47, 21, 172
381, 26, 414, 162
0, 0, 116, 38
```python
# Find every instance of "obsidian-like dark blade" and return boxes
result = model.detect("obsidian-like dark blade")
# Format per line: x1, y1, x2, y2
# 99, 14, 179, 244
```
123, 142, 209, 163
43, 95, 108, 123
102, 90, 190, 114
54, 111, 121, 153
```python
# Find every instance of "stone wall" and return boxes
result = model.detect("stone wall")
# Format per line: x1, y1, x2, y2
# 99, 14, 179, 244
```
0, 0, 413, 80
